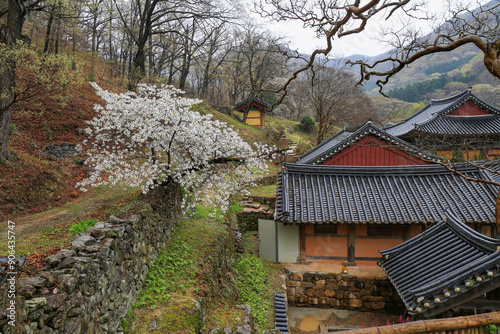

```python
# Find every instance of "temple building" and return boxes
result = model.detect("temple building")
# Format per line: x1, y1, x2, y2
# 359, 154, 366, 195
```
385, 88, 500, 160
258, 162, 497, 264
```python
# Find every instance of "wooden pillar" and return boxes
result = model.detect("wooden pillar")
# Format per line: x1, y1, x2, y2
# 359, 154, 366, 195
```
345, 225, 356, 266
298, 224, 306, 262
403, 225, 411, 241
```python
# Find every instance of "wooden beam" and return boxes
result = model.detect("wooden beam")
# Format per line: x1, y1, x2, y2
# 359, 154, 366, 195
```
460, 298, 500, 310
345, 225, 356, 265
403, 225, 411, 241
423, 279, 500, 317
298, 224, 306, 262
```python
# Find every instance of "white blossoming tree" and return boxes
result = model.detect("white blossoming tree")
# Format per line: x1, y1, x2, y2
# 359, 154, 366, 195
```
78, 83, 274, 212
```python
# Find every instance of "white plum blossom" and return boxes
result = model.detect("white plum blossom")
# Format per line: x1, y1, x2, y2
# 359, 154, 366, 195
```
77, 83, 275, 211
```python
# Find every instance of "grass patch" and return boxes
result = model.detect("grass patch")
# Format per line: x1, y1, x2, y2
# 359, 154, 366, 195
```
204, 304, 246, 331
230, 200, 243, 214
234, 253, 284, 330
69, 217, 98, 234
193, 205, 225, 221
248, 184, 277, 197
125, 217, 226, 333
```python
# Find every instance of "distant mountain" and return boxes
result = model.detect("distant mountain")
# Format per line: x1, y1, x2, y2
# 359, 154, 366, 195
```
343, 0, 499, 100
342, 0, 500, 122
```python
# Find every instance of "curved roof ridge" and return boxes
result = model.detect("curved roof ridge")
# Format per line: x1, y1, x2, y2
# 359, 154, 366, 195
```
429, 88, 471, 105
434, 90, 500, 117
385, 88, 500, 137
443, 210, 500, 253
283, 161, 480, 176
298, 121, 441, 164
410, 251, 500, 297
384, 104, 429, 131
296, 127, 351, 161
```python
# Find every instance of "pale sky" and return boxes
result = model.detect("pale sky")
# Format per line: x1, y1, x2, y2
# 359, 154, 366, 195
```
253, 0, 492, 57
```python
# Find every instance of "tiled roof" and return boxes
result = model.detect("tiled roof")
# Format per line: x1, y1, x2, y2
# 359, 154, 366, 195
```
379, 212, 500, 316
488, 162, 500, 184
275, 163, 497, 224
234, 97, 271, 112
415, 114, 500, 135
385, 89, 500, 137
297, 122, 441, 164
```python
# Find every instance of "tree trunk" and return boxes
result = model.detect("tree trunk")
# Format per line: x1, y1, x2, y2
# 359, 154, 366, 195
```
129, 39, 147, 91
149, 181, 183, 221
53, 18, 60, 54
0, 108, 12, 164
179, 47, 192, 90
167, 61, 175, 85
90, 16, 97, 77
43, 13, 54, 53
484, 40, 500, 80
201, 52, 212, 99
0, 54, 14, 163
108, 14, 113, 82
148, 34, 153, 79
1, 0, 26, 162
242, 100, 253, 124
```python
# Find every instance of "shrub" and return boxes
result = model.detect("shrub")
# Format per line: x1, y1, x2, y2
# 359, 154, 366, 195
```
299, 115, 315, 132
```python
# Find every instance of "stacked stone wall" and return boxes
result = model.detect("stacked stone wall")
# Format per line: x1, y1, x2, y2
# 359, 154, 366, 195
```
286, 271, 404, 314
0, 214, 176, 334
237, 196, 275, 232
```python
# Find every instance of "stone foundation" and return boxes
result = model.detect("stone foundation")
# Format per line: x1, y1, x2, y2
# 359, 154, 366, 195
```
0, 214, 176, 334
286, 271, 404, 313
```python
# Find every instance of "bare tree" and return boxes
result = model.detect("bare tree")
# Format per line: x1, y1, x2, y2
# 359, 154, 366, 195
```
80, 0, 109, 76
113, 0, 231, 90
307, 60, 374, 144
1, 0, 45, 163
255, 0, 499, 102
231, 24, 289, 122
348, 1, 500, 94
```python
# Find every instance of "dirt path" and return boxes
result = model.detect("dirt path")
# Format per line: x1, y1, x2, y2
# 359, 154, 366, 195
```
0, 186, 139, 240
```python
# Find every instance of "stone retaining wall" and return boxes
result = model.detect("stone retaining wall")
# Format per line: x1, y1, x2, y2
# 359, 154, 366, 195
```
0, 214, 176, 334
237, 196, 275, 232
256, 175, 276, 187
286, 271, 404, 313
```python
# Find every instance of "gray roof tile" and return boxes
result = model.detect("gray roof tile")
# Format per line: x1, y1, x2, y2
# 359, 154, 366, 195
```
379, 212, 500, 315
275, 163, 497, 224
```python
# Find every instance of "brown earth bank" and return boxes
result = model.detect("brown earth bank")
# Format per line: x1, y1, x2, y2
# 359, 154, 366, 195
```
0, 82, 102, 220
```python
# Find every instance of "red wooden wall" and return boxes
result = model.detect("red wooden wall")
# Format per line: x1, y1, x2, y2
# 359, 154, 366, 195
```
448, 101, 491, 116
321, 136, 430, 166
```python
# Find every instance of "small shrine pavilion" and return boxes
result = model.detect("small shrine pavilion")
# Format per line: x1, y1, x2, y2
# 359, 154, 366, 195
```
234, 97, 271, 127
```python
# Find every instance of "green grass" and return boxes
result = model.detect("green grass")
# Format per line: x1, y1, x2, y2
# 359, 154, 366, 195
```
193, 205, 225, 221
248, 184, 277, 197
134, 218, 225, 308
69, 218, 98, 234
234, 253, 283, 330
230, 200, 243, 214
125, 216, 227, 333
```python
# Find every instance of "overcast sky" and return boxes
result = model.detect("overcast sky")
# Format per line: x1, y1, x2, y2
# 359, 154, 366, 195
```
253, 0, 492, 57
